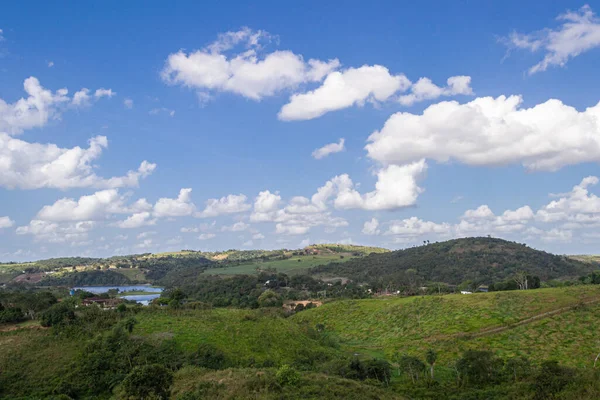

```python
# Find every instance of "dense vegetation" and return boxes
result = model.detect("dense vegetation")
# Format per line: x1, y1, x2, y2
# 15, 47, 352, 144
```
312, 237, 594, 290
3, 285, 600, 399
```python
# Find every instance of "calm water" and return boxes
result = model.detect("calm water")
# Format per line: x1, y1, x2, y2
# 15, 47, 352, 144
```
72, 285, 163, 305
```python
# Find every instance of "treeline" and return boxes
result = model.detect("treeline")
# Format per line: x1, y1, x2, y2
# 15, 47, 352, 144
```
39, 270, 133, 286
161, 271, 369, 309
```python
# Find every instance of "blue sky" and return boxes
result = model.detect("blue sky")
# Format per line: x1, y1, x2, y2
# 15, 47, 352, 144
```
2, 1, 600, 260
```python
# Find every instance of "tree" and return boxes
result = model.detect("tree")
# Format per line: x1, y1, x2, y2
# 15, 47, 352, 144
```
513, 271, 528, 290
398, 355, 426, 383
187, 343, 227, 369
455, 350, 503, 387
426, 349, 437, 379
257, 289, 282, 308
39, 302, 75, 327
118, 364, 173, 400
532, 360, 574, 399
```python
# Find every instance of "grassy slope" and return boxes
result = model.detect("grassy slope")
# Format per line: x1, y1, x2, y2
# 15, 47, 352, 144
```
172, 366, 403, 400
293, 285, 600, 367
134, 308, 339, 365
204, 253, 355, 276
0, 328, 82, 397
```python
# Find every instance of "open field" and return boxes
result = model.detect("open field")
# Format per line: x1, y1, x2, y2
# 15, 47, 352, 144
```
204, 253, 356, 275
134, 308, 339, 366
293, 285, 600, 367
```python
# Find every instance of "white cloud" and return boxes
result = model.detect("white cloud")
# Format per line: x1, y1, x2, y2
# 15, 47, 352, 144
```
275, 223, 310, 235
222, 221, 250, 232
252, 232, 265, 240
149, 107, 175, 117
242, 240, 254, 247
312, 138, 345, 159
462, 205, 495, 220
181, 226, 199, 233
279, 65, 410, 121
16, 220, 94, 243
153, 188, 196, 218
137, 231, 157, 239
198, 233, 216, 240
252, 190, 281, 216
504, 5, 600, 74
72, 89, 91, 106
196, 194, 251, 218
298, 238, 310, 247
0, 216, 14, 229
166, 236, 183, 245
362, 218, 380, 235
0, 134, 156, 190
317, 160, 427, 211
124, 98, 134, 109
37, 189, 130, 222
136, 239, 154, 249
535, 176, 600, 226
94, 88, 115, 99
386, 217, 452, 237
47, 61, 54, 68
162, 27, 340, 101
366, 95, 600, 172
0, 29, 4, 41
0, 77, 71, 134
116, 212, 156, 229
398, 76, 473, 106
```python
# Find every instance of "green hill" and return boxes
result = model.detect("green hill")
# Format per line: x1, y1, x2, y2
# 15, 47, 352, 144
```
293, 285, 600, 368
310, 237, 594, 287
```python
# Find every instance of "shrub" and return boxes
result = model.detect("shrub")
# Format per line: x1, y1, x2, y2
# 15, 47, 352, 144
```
258, 290, 282, 308
117, 364, 173, 400
187, 343, 227, 370
39, 302, 76, 327
276, 364, 300, 386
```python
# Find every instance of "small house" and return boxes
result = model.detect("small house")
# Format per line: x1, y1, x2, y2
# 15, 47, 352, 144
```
477, 285, 489, 293
460, 290, 472, 295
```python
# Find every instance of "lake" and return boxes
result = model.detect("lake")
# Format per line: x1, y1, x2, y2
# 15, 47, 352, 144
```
72, 285, 163, 305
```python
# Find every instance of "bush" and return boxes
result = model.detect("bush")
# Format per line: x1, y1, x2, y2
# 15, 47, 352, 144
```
258, 290, 282, 308
0, 307, 25, 324
39, 302, 76, 327
118, 364, 173, 400
276, 364, 300, 386
187, 343, 227, 370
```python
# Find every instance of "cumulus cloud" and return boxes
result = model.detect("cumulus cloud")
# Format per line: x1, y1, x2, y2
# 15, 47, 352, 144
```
16, 220, 95, 243
199, 233, 216, 240
386, 217, 452, 236
162, 27, 340, 101
275, 223, 310, 235
0, 216, 14, 229
153, 188, 196, 218
0, 77, 114, 129
196, 194, 251, 218
94, 88, 115, 99
316, 160, 427, 211
116, 212, 157, 229
0, 134, 156, 190
124, 98, 134, 109
312, 138, 345, 159
37, 189, 137, 222
398, 76, 473, 106
253, 190, 281, 214
535, 176, 600, 227
362, 218, 380, 235
222, 221, 250, 232
504, 5, 600, 74
279, 66, 410, 120
252, 232, 265, 240
366, 95, 600, 172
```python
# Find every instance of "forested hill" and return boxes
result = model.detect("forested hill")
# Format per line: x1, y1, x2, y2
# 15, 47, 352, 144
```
310, 237, 595, 287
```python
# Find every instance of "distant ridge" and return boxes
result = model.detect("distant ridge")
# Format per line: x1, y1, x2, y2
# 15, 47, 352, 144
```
310, 237, 595, 285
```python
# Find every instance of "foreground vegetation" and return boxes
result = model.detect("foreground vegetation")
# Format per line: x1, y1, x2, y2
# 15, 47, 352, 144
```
2, 283, 600, 399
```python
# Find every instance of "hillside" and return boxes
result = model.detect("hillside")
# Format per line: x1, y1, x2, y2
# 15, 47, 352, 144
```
1, 244, 387, 286
293, 285, 600, 368
311, 237, 594, 287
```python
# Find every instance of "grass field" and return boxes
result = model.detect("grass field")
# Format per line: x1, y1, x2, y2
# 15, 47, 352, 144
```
134, 308, 339, 366
114, 267, 149, 282
293, 285, 600, 367
204, 253, 355, 276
